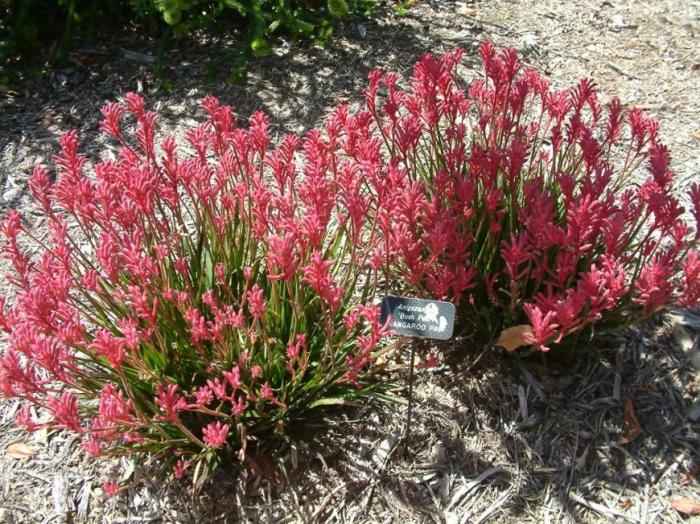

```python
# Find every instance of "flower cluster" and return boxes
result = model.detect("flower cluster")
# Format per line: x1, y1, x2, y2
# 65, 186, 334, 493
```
2, 43, 698, 489
366, 43, 700, 350
0, 93, 390, 484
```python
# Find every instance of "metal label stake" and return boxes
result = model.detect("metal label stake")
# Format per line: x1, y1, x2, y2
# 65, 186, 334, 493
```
404, 340, 417, 456
380, 296, 455, 455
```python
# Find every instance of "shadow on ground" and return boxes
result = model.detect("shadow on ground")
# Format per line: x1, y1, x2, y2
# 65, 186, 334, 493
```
131, 312, 698, 523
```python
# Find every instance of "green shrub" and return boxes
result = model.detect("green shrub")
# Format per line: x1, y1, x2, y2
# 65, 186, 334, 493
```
0, 0, 374, 66
0, 0, 136, 63
0, 93, 390, 486
368, 44, 700, 353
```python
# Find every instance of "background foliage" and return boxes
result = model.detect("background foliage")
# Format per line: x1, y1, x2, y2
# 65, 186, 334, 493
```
0, 0, 374, 66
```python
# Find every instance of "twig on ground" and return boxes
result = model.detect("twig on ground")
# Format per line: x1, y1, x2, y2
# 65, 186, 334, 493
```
568, 491, 638, 522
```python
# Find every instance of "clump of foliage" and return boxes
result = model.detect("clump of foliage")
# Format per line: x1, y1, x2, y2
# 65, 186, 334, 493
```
150, 0, 361, 53
367, 43, 700, 352
4, 42, 697, 496
0, 0, 372, 66
0, 0, 132, 63
0, 93, 391, 487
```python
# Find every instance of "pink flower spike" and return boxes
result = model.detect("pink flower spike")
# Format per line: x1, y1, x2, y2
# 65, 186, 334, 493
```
47, 392, 83, 432
232, 396, 248, 416
247, 284, 266, 320
82, 435, 105, 457
99, 102, 124, 141
690, 183, 700, 239
124, 92, 145, 117
1, 209, 22, 239
193, 386, 213, 406
261, 382, 274, 401
155, 384, 187, 421
103, 481, 120, 498
417, 352, 440, 370
523, 304, 559, 352
261, 382, 287, 410
88, 329, 125, 368
202, 421, 230, 448
173, 459, 187, 479
207, 377, 228, 400
223, 366, 242, 392
302, 251, 344, 312
15, 404, 36, 431
679, 250, 700, 308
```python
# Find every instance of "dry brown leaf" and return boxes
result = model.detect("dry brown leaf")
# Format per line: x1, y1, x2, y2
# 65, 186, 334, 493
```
6, 442, 37, 458
671, 497, 700, 515
495, 325, 534, 352
618, 498, 632, 510
244, 453, 281, 484
618, 398, 643, 444
692, 129, 700, 140
680, 464, 700, 485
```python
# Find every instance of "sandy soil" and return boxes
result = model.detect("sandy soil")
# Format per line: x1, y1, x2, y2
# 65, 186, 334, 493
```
1, 0, 699, 522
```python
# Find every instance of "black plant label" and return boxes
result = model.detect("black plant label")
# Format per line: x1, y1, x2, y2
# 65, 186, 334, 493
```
380, 296, 455, 340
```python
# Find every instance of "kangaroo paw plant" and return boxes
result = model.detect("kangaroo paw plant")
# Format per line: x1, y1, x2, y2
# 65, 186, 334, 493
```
366, 43, 700, 351
0, 93, 390, 486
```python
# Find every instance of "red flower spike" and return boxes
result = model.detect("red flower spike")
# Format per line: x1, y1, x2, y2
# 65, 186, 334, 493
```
47, 392, 83, 432
202, 421, 230, 448
523, 305, 559, 352
303, 251, 344, 312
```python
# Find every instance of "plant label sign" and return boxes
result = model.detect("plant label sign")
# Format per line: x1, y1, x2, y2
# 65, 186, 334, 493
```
380, 296, 455, 340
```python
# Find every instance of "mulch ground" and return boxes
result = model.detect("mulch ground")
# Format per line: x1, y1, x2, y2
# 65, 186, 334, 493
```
1, 0, 699, 522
